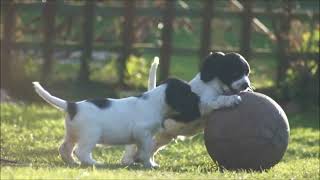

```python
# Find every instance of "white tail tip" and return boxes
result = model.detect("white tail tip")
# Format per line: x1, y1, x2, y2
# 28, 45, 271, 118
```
153, 57, 159, 65
33, 81, 40, 86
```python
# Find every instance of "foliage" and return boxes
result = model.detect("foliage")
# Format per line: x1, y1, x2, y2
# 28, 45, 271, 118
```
284, 59, 319, 107
1, 103, 319, 179
283, 22, 319, 107
90, 55, 150, 88
90, 59, 119, 84
124, 55, 149, 88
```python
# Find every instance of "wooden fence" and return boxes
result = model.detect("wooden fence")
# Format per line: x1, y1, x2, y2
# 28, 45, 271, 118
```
1, 0, 319, 88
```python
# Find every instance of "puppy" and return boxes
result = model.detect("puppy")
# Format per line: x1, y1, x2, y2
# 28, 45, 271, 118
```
33, 56, 241, 168
122, 52, 252, 166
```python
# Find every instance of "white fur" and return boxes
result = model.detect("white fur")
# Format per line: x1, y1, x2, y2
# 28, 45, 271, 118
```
33, 82, 67, 110
122, 64, 249, 166
148, 57, 159, 91
34, 57, 161, 168
33, 80, 168, 168
34, 57, 240, 168
33, 56, 249, 168
231, 75, 251, 91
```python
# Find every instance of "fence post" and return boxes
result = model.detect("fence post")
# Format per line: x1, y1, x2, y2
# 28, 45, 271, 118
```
41, 0, 57, 82
159, 0, 175, 81
118, 0, 135, 86
240, 0, 253, 60
199, 0, 214, 67
1, 1, 16, 90
78, 0, 95, 82
275, 1, 292, 89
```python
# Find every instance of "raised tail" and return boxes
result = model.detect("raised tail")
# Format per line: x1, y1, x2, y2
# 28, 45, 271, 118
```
32, 82, 67, 111
148, 57, 159, 91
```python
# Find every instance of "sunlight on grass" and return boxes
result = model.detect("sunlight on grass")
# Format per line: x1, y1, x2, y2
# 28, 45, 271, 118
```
1, 103, 319, 179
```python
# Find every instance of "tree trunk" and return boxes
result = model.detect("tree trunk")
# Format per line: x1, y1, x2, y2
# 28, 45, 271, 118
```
159, 0, 175, 81
78, 0, 95, 82
240, 0, 253, 60
41, 0, 57, 82
199, 0, 214, 67
1, 1, 16, 90
118, 0, 135, 86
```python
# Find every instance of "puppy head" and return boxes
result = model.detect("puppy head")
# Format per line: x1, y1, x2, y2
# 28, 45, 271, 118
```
200, 52, 251, 93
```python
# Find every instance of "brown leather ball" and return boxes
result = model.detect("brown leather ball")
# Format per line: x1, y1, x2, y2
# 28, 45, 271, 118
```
204, 92, 290, 171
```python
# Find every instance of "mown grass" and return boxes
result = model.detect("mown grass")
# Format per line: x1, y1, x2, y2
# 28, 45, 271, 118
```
1, 103, 319, 179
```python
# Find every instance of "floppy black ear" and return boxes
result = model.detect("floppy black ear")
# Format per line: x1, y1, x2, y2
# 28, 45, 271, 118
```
165, 78, 201, 123
200, 52, 225, 82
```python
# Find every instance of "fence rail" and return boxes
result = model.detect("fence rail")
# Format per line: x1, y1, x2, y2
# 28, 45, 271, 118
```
9, 41, 319, 60
1, 0, 319, 88
15, 3, 319, 19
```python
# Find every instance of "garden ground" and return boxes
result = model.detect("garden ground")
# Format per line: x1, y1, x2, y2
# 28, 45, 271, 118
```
1, 103, 319, 179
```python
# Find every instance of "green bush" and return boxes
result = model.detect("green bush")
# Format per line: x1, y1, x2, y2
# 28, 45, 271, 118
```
284, 59, 319, 108
90, 55, 149, 88
124, 55, 149, 88
283, 27, 319, 108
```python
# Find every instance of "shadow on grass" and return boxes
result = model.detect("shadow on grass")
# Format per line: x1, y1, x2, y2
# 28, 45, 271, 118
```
0, 160, 160, 172
289, 112, 319, 130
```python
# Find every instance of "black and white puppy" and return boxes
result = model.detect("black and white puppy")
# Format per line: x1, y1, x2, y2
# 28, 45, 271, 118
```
122, 52, 251, 165
32, 54, 246, 168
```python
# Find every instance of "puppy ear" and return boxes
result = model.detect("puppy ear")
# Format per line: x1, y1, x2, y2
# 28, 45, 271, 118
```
200, 52, 225, 82
165, 78, 201, 122
225, 52, 250, 73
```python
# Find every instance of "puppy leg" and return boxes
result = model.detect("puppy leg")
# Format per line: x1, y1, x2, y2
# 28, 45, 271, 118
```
59, 123, 77, 165
121, 145, 137, 166
59, 137, 77, 165
153, 132, 175, 155
74, 133, 100, 166
135, 132, 158, 168
200, 95, 242, 115
74, 143, 97, 166
122, 132, 173, 165
122, 136, 172, 166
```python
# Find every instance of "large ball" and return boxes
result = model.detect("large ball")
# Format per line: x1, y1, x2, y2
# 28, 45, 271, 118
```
204, 92, 290, 171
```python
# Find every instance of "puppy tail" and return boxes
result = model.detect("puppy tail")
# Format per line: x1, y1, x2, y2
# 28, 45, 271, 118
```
148, 56, 159, 91
32, 82, 67, 111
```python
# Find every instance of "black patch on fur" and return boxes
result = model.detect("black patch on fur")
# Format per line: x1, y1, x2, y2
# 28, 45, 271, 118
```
200, 52, 250, 86
164, 78, 201, 123
134, 93, 149, 100
86, 98, 112, 109
67, 102, 77, 120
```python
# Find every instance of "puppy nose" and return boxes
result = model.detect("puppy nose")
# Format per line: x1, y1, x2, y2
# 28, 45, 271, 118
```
241, 82, 249, 90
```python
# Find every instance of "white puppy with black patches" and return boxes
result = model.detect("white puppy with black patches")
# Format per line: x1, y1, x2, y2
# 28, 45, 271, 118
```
32, 54, 245, 168
122, 52, 252, 166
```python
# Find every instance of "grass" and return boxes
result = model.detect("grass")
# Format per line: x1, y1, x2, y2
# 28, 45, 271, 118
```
3, 2, 318, 178
1, 103, 319, 179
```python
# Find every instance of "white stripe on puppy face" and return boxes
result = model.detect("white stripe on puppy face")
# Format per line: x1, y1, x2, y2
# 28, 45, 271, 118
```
231, 75, 250, 92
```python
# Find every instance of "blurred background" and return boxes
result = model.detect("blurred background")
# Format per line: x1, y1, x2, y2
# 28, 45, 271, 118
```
1, 0, 319, 112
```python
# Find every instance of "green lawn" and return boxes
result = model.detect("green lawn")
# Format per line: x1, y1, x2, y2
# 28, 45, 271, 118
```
1, 103, 319, 179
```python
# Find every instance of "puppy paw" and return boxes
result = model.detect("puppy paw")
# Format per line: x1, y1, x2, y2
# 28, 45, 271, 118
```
150, 161, 160, 169
143, 161, 160, 169
121, 157, 135, 166
225, 95, 242, 107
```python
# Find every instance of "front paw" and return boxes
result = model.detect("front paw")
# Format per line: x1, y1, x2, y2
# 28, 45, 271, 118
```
225, 95, 242, 107
121, 157, 135, 166
143, 161, 160, 169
